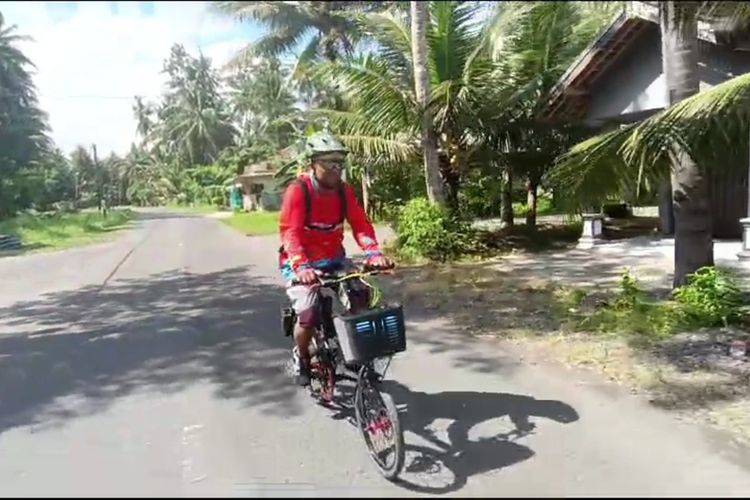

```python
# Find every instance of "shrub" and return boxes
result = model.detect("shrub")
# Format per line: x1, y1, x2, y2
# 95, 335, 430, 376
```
513, 196, 556, 218
673, 266, 744, 327
614, 269, 644, 310
395, 198, 473, 262
578, 270, 679, 341
572, 267, 745, 343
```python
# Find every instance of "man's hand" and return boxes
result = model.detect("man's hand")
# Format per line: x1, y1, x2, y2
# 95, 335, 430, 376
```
366, 254, 394, 270
296, 267, 319, 284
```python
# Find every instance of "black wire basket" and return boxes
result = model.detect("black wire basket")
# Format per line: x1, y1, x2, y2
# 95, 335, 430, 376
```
333, 304, 406, 364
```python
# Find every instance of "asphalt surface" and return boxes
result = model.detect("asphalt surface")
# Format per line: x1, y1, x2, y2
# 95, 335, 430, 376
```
1, 209, 750, 497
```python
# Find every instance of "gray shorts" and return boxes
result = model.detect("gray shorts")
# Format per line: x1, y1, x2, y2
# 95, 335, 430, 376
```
286, 284, 343, 329
286, 277, 369, 329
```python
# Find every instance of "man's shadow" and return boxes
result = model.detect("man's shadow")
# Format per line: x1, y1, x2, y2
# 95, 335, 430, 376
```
330, 379, 579, 494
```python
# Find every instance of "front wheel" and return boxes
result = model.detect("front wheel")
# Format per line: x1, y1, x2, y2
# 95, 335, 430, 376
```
354, 366, 405, 480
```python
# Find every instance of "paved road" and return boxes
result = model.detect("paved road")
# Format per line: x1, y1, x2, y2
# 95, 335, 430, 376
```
1, 210, 750, 497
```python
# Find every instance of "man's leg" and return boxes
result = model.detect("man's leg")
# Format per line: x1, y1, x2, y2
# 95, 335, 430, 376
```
293, 323, 315, 363
286, 284, 320, 385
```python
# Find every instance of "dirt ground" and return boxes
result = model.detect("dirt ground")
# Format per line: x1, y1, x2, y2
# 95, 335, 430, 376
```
379, 242, 750, 447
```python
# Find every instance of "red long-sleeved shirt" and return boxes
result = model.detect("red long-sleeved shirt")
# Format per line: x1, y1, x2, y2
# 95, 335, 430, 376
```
278, 173, 381, 278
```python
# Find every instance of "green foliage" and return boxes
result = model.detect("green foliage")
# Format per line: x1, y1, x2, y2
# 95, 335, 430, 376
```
551, 70, 750, 211
613, 269, 645, 310
0, 13, 52, 217
458, 171, 505, 219
673, 266, 744, 327
512, 196, 556, 218
226, 56, 299, 147
577, 270, 680, 341
0, 209, 133, 251
395, 198, 473, 262
568, 267, 746, 343
213, 1, 383, 66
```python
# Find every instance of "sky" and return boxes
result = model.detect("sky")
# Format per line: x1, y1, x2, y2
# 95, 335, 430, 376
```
1, 1, 265, 157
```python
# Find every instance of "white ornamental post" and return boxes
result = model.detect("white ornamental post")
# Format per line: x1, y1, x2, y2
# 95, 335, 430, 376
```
577, 213, 605, 249
739, 132, 750, 260
738, 218, 750, 260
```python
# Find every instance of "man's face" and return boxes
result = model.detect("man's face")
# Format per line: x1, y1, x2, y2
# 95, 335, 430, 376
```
312, 153, 346, 189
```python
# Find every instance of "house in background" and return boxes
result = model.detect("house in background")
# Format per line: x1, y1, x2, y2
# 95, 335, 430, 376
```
235, 147, 296, 212
236, 160, 280, 212
544, 1, 750, 240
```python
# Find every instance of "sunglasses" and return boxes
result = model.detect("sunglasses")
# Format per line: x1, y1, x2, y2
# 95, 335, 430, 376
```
316, 159, 345, 171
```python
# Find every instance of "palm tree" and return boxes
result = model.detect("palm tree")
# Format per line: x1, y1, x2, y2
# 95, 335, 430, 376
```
550, 2, 750, 287
0, 12, 50, 216
308, 2, 615, 214
410, 0, 445, 206
226, 56, 299, 147
213, 1, 389, 66
311, 2, 504, 209
133, 96, 155, 146
469, 1, 620, 227
152, 45, 236, 166
659, 1, 711, 286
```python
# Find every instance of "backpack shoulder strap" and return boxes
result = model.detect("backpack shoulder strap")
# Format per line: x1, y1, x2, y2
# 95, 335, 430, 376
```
296, 178, 311, 227
279, 179, 311, 254
338, 184, 348, 225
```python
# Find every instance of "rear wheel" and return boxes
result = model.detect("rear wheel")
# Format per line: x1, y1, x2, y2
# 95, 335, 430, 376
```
354, 365, 405, 480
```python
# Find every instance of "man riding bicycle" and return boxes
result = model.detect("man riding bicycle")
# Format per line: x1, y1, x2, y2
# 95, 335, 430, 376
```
279, 130, 393, 386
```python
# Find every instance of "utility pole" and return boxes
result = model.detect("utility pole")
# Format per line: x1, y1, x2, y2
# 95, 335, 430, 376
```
91, 144, 107, 217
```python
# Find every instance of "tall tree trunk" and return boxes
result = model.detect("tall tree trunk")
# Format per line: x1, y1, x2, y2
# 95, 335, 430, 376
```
411, 1, 445, 206
658, 178, 675, 235
439, 154, 460, 211
500, 164, 514, 228
526, 178, 538, 228
361, 165, 371, 217
660, 1, 713, 287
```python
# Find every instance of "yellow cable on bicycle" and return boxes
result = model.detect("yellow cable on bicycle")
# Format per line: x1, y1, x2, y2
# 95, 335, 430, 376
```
329, 272, 384, 308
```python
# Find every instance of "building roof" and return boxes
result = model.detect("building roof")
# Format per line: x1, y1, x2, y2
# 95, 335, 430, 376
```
543, 1, 726, 123
236, 146, 297, 180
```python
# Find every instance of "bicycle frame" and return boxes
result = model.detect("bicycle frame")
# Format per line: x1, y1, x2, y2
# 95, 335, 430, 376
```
306, 270, 386, 403
290, 266, 405, 479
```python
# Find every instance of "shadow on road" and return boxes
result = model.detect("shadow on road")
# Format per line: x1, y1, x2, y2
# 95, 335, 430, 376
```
0, 266, 299, 436
323, 377, 578, 494
382, 381, 579, 494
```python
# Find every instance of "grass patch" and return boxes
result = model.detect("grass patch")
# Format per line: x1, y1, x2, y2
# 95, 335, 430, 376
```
221, 211, 279, 236
551, 267, 748, 348
0, 209, 134, 253
512, 197, 560, 217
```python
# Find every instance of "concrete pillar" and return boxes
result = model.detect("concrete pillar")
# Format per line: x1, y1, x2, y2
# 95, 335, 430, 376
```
738, 218, 750, 260
739, 132, 750, 260
577, 213, 605, 249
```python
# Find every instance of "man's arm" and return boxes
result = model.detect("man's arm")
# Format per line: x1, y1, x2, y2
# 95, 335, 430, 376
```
279, 182, 311, 271
343, 184, 382, 258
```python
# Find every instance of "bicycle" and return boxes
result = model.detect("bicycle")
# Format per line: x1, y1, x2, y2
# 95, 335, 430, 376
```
281, 263, 406, 480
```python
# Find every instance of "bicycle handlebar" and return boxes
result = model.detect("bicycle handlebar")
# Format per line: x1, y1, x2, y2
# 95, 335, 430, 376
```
292, 264, 394, 287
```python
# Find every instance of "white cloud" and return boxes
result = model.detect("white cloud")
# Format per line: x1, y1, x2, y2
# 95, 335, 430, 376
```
2, 1, 259, 156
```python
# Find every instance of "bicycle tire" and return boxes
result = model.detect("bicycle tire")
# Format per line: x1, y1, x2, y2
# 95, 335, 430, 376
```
354, 365, 405, 480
